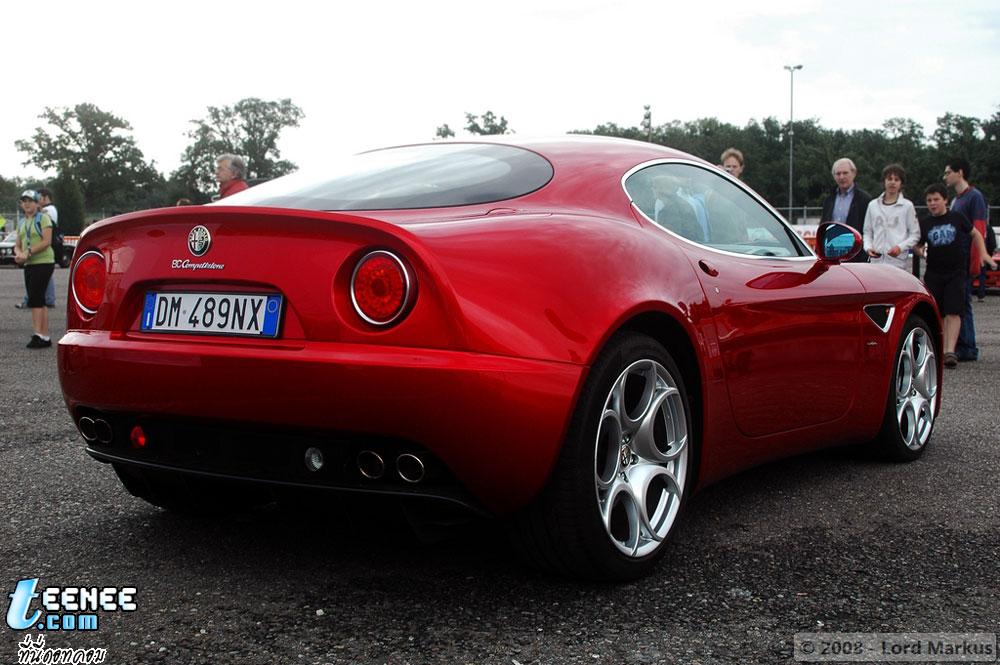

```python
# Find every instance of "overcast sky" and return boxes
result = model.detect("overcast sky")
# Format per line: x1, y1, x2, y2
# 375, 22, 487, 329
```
4, 0, 998, 182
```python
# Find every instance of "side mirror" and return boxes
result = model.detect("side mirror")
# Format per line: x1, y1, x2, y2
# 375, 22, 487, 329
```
816, 222, 862, 263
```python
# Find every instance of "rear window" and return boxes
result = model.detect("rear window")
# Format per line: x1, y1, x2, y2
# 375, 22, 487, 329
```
218, 143, 553, 211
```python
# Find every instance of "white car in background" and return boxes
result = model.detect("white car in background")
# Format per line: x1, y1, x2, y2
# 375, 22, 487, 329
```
0, 231, 17, 266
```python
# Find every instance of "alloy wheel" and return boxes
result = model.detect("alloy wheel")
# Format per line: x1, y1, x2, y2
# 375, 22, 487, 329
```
894, 327, 937, 450
594, 359, 688, 557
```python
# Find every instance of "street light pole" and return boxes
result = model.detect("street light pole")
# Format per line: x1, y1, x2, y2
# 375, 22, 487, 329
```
784, 64, 802, 222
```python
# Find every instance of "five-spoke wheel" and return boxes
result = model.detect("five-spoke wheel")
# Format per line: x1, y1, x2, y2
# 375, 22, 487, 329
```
510, 332, 692, 580
876, 316, 939, 461
594, 359, 688, 558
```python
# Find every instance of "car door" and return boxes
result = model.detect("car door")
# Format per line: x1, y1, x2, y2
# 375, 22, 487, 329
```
626, 162, 866, 437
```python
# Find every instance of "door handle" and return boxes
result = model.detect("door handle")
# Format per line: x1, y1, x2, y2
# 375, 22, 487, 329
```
698, 260, 719, 277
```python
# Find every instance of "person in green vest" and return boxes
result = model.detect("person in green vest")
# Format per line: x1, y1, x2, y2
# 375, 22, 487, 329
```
14, 190, 55, 348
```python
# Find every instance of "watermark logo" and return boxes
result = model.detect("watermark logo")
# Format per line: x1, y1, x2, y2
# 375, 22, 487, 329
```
6, 578, 136, 633
794, 632, 997, 661
16, 635, 107, 665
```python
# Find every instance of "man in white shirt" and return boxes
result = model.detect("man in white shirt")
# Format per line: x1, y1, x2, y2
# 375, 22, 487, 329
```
862, 164, 920, 271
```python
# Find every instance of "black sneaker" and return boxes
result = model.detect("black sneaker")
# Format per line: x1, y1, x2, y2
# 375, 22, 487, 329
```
14, 302, 28, 309
26, 335, 52, 349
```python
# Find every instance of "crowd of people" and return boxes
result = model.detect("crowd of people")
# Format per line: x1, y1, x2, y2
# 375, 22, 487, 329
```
805, 151, 997, 369
716, 148, 997, 369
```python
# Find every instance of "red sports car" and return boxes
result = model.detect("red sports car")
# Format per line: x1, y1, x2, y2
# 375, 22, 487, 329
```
59, 137, 941, 580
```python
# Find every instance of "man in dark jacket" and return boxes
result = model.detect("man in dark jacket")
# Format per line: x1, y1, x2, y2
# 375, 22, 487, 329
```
821, 157, 872, 263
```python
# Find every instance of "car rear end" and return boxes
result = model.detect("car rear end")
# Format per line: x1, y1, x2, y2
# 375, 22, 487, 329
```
58, 205, 583, 514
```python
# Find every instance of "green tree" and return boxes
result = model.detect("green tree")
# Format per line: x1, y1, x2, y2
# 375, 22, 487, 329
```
465, 111, 511, 135
1, 174, 30, 212
571, 107, 1000, 211
977, 108, 1000, 202
932, 113, 982, 155
580, 121, 646, 141
175, 97, 304, 195
51, 173, 86, 235
435, 124, 455, 139
15, 103, 161, 211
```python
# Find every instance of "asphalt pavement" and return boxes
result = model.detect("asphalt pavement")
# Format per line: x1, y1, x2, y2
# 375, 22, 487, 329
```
1, 265, 998, 664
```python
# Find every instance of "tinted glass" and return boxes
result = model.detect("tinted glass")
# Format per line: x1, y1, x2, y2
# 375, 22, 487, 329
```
219, 143, 553, 211
624, 163, 808, 257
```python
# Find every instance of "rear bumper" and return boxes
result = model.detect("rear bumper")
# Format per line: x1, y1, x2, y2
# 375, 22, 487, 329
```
58, 331, 585, 514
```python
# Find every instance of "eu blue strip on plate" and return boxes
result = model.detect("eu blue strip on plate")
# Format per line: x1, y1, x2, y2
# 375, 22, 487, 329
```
141, 293, 157, 330
262, 296, 281, 337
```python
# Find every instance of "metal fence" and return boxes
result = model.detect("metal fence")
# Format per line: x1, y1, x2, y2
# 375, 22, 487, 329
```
1, 211, 114, 234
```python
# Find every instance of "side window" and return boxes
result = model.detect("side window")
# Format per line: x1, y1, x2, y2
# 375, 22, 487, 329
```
625, 163, 807, 257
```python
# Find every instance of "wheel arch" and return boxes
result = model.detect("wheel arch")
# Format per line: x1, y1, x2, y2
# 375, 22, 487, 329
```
614, 309, 705, 489
908, 299, 941, 349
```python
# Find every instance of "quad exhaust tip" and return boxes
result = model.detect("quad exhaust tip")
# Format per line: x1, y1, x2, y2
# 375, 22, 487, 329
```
94, 419, 113, 444
78, 417, 97, 442
80, 417, 113, 444
357, 450, 386, 480
396, 453, 426, 484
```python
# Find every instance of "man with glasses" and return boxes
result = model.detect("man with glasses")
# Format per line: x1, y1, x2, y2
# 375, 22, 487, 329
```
821, 158, 871, 263
943, 157, 990, 362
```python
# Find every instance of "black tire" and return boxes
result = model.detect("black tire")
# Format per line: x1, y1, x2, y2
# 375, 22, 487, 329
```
873, 315, 938, 461
112, 464, 270, 515
509, 332, 694, 581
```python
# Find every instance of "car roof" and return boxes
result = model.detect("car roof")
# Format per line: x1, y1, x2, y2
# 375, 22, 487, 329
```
373, 136, 706, 219
391, 134, 701, 175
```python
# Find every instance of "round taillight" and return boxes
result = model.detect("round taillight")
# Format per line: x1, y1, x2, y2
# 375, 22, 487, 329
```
72, 250, 106, 314
351, 250, 413, 326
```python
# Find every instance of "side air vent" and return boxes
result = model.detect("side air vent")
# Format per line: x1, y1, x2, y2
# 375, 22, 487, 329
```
864, 305, 895, 333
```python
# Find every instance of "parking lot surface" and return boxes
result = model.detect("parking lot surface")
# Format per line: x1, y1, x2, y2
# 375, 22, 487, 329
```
1, 266, 998, 664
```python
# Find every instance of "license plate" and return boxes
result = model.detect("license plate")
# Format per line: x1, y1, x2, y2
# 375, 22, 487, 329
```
140, 292, 283, 338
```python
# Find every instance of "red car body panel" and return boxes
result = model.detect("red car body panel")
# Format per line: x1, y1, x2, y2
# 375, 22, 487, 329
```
57, 137, 942, 514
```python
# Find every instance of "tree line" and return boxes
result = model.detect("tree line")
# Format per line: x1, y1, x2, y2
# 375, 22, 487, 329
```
2, 98, 304, 234
4, 100, 997, 235
575, 109, 1000, 214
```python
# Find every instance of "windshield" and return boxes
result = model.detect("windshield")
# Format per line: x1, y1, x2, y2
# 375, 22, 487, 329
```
219, 143, 553, 211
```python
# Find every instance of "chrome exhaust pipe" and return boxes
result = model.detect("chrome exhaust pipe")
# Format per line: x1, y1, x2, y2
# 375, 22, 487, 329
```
396, 453, 426, 484
94, 419, 114, 445
78, 417, 97, 442
357, 450, 386, 480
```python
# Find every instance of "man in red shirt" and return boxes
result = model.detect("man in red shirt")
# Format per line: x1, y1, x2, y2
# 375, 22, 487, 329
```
215, 154, 249, 199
